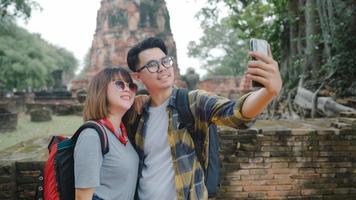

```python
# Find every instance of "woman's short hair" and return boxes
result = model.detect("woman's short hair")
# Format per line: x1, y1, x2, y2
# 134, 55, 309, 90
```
83, 67, 133, 121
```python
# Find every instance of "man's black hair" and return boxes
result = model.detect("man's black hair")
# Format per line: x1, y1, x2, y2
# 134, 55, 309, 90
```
127, 37, 168, 72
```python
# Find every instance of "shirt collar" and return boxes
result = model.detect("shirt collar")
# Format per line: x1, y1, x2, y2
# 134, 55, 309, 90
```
141, 87, 178, 114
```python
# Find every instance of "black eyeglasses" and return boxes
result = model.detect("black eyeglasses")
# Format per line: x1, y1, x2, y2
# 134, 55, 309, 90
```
113, 80, 138, 93
136, 56, 174, 73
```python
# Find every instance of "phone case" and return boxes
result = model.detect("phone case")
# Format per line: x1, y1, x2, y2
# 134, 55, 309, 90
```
249, 39, 268, 88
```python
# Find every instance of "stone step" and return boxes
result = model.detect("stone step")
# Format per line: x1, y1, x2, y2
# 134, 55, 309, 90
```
339, 111, 356, 118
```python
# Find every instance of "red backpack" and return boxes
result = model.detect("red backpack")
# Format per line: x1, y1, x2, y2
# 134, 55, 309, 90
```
35, 121, 109, 200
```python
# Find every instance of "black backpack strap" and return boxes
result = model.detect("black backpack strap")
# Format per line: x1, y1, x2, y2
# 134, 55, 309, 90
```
176, 89, 221, 197
176, 88, 195, 132
176, 89, 205, 166
72, 121, 109, 155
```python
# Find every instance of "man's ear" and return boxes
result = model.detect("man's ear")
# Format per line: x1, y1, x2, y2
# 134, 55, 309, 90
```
131, 72, 141, 83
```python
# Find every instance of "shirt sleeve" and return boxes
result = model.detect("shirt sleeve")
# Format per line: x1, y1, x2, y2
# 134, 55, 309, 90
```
189, 90, 256, 129
74, 128, 103, 188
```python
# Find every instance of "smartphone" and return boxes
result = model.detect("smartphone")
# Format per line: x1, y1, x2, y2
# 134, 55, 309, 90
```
249, 38, 269, 87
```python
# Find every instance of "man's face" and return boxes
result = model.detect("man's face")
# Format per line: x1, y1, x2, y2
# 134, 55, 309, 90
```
135, 48, 175, 91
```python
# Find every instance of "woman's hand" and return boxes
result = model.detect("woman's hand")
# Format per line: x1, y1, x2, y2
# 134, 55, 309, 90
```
134, 95, 150, 114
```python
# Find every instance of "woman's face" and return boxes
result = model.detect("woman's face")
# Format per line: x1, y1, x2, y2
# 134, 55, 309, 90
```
106, 78, 136, 114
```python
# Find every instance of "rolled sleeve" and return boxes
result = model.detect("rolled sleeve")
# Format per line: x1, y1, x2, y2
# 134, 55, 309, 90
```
233, 92, 257, 128
190, 90, 256, 129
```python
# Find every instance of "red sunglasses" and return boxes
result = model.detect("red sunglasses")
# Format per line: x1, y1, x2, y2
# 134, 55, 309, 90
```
113, 80, 138, 93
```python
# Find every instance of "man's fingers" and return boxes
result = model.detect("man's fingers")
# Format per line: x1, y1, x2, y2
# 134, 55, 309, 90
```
249, 51, 275, 64
247, 67, 269, 78
246, 74, 268, 87
247, 60, 272, 72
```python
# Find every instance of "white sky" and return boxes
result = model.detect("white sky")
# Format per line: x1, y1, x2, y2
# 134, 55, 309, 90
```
18, 0, 207, 76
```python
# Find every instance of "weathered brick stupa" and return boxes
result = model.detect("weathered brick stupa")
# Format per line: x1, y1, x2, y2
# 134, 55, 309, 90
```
87, 0, 180, 80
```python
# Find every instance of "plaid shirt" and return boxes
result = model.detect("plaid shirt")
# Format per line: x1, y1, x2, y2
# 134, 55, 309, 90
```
126, 88, 255, 200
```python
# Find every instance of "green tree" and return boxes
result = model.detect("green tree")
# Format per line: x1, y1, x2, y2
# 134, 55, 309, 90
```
188, 0, 278, 77
188, 19, 248, 76
0, 0, 41, 20
76, 49, 91, 79
0, 21, 78, 90
191, 0, 356, 93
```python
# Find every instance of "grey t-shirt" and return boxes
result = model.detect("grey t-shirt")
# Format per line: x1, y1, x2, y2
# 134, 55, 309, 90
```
74, 126, 139, 200
138, 99, 177, 200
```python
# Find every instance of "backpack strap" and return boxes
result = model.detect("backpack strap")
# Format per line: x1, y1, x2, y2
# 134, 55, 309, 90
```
176, 88, 195, 133
176, 88, 206, 166
176, 89, 221, 197
72, 121, 109, 155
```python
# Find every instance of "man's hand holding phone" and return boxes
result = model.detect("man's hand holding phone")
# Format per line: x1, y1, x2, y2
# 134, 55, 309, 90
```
247, 39, 282, 97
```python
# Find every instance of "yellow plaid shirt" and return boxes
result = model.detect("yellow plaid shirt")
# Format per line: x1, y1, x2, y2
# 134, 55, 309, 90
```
126, 88, 255, 200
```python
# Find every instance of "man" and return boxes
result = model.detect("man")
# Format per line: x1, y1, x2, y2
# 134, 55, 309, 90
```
126, 37, 282, 200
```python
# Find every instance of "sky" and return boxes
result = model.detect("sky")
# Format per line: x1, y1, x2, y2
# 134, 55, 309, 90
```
18, 0, 207, 76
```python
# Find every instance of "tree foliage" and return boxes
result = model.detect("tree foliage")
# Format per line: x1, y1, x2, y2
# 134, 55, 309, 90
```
188, 18, 249, 76
76, 49, 91, 79
0, 20, 78, 90
190, 0, 356, 97
188, 0, 278, 77
0, 0, 40, 20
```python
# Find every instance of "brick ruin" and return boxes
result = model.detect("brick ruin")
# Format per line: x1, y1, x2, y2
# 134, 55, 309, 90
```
70, 0, 246, 94
1, 119, 356, 199
91, 0, 176, 70
2, 1, 356, 199
198, 76, 244, 99
0, 83, 18, 133
25, 70, 83, 117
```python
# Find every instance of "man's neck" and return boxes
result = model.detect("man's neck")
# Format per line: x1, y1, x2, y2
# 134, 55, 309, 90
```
149, 87, 173, 107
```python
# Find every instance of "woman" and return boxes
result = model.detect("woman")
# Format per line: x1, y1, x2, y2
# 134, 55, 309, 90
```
74, 67, 139, 200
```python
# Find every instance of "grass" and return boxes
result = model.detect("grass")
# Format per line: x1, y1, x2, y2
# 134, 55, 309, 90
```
0, 113, 83, 151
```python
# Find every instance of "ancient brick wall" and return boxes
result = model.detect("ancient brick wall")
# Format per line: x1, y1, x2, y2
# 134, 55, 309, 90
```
1, 124, 356, 199
217, 127, 356, 199
198, 76, 245, 100
0, 162, 43, 200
